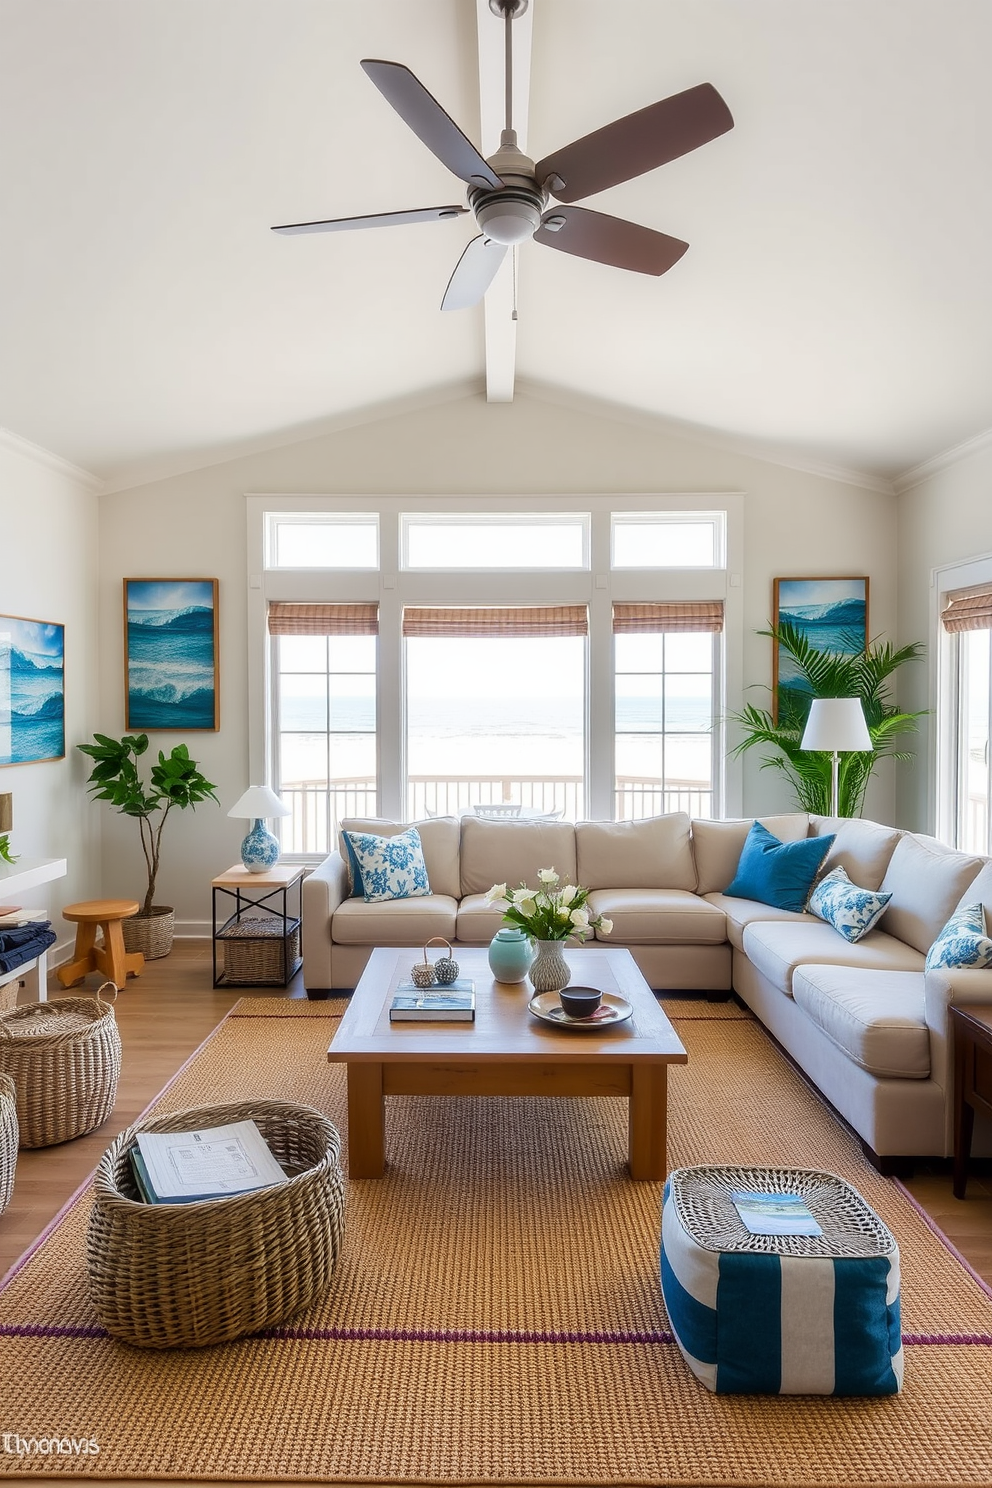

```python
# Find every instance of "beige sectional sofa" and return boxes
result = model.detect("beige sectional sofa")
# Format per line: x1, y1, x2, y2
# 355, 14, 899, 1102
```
302, 811, 992, 1166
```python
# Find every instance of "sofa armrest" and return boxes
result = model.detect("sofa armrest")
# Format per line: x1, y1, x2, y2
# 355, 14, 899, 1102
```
924, 966, 992, 1093
302, 853, 349, 991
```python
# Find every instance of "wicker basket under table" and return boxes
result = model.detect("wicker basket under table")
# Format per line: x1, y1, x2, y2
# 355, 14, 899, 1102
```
217, 915, 301, 985
87, 1098, 346, 1349
0, 985, 120, 1149
0, 1072, 18, 1213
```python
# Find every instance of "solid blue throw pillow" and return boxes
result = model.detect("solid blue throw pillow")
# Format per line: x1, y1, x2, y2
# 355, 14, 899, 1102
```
725, 822, 835, 913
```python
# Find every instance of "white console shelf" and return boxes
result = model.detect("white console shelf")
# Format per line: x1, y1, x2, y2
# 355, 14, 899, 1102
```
0, 856, 68, 1003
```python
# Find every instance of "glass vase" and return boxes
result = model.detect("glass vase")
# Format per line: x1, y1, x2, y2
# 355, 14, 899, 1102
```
528, 939, 571, 995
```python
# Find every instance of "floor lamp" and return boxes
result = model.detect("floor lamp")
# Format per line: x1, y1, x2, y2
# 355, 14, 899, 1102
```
800, 698, 872, 818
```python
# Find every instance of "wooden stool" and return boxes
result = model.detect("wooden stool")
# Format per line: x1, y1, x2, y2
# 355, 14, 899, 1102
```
57, 900, 144, 990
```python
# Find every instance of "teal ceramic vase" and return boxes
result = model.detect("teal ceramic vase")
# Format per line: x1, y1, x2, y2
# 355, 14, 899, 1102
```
488, 928, 534, 984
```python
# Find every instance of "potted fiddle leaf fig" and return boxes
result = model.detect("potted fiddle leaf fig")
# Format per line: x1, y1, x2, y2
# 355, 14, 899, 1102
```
77, 732, 218, 957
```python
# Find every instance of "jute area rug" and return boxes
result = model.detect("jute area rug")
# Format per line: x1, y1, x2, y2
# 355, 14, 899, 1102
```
1, 995, 991, 1487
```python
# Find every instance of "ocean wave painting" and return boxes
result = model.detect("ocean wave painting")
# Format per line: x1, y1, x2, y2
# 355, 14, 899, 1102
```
125, 579, 219, 730
773, 577, 868, 714
0, 614, 65, 765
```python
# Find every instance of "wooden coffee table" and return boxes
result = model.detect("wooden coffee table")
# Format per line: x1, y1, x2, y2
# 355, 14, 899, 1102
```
327, 946, 687, 1180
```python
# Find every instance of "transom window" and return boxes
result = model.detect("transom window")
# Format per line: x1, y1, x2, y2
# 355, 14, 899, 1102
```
611, 511, 725, 568
266, 513, 378, 569
401, 512, 588, 570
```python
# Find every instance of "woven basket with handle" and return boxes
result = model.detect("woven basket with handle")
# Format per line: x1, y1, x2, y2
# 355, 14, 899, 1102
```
0, 1071, 17, 1213
87, 1097, 346, 1349
0, 983, 121, 1148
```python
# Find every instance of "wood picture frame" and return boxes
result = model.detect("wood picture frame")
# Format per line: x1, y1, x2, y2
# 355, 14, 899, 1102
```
772, 576, 869, 720
0, 613, 65, 765
124, 578, 219, 731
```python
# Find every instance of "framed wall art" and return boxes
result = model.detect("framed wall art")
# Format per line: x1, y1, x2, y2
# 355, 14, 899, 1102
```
0, 613, 65, 765
124, 579, 219, 731
773, 576, 869, 718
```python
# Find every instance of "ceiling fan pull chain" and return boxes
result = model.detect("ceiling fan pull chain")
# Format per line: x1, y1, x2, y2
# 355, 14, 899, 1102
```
511, 245, 519, 322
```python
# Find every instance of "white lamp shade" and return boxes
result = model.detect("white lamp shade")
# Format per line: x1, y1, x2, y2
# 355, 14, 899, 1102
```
800, 698, 872, 753
228, 785, 291, 820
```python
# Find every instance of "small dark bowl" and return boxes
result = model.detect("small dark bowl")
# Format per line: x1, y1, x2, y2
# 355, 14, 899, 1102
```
558, 985, 603, 1018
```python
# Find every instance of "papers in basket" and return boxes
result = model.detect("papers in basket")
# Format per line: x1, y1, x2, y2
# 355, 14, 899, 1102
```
131, 1119, 286, 1204
731, 1189, 823, 1237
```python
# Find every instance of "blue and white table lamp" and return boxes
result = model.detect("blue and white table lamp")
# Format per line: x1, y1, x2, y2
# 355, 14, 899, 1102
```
228, 785, 291, 873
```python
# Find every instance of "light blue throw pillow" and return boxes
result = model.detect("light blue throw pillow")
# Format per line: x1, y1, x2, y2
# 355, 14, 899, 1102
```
808, 866, 892, 944
924, 902, 992, 973
725, 822, 835, 913
342, 826, 431, 904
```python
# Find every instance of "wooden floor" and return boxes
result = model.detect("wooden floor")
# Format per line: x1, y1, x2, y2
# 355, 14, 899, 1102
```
2, 944, 992, 1285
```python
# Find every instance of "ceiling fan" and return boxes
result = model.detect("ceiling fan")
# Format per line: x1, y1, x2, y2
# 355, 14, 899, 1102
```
272, 0, 733, 312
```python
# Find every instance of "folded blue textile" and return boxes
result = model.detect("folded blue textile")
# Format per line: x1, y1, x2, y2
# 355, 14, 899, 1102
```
0, 921, 53, 951
0, 926, 56, 974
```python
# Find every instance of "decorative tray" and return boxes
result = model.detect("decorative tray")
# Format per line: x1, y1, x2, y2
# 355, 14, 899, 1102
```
528, 990, 633, 1030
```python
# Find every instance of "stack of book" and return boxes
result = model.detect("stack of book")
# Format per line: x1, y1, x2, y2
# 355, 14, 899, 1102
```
389, 978, 476, 1022
128, 1118, 287, 1205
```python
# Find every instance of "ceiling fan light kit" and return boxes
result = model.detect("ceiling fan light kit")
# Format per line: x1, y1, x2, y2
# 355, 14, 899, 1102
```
272, 0, 733, 309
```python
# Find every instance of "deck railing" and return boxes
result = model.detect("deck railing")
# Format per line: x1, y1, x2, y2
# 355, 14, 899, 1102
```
280, 775, 713, 856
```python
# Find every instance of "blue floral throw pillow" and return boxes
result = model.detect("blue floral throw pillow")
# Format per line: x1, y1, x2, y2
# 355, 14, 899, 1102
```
342, 827, 431, 904
925, 902, 992, 974
808, 866, 892, 944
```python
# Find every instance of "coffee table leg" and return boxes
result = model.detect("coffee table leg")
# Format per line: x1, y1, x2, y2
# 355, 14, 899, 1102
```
629, 1064, 667, 1180
347, 1062, 385, 1178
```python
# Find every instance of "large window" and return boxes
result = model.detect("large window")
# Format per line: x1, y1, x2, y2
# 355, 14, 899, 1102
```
941, 581, 992, 855
613, 603, 720, 819
269, 604, 378, 855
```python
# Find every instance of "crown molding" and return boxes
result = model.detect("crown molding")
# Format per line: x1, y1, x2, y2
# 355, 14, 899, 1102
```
0, 426, 103, 490
894, 424, 992, 494
98, 379, 488, 494
512, 381, 895, 495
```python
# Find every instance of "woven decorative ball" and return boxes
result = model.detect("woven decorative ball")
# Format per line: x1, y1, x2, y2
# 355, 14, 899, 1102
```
410, 962, 435, 988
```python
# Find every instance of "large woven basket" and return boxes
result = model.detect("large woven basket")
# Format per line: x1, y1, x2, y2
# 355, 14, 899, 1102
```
87, 1098, 346, 1350
0, 1071, 17, 1214
0, 984, 121, 1149
219, 916, 301, 985
121, 906, 174, 960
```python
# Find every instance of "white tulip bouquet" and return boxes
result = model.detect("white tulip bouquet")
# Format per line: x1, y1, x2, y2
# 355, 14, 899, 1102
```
485, 867, 613, 943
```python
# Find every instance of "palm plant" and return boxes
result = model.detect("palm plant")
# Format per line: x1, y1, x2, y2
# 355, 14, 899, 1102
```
731, 622, 926, 817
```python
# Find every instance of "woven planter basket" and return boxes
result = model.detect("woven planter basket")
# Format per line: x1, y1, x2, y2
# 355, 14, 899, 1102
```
0, 1072, 17, 1214
121, 906, 174, 960
0, 984, 121, 1149
219, 916, 301, 985
87, 1098, 346, 1350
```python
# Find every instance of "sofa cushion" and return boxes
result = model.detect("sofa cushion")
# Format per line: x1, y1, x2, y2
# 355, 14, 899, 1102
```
340, 817, 461, 900
456, 893, 506, 943
808, 817, 903, 892
575, 814, 695, 891
459, 816, 577, 897
878, 835, 983, 954
703, 892, 817, 951
331, 894, 457, 946
585, 889, 726, 945
691, 815, 810, 896
808, 866, 893, 944
952, 858, 992, 916
726, 822, 834, 913
741, 919, 924, 997
342, 826, 430, 903
792, 966, 930, 1079
924, 902, 992, 973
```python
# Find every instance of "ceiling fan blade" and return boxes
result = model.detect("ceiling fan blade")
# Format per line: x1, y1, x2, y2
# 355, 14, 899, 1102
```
361, 59, 503, 190
272, 205, 468, 235
441, 235, 508, 312
534, 83, 733, 203
534, 205, 688, 276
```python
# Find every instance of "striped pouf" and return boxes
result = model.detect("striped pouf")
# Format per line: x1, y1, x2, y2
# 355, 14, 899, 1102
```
661, 1165, 903, 1395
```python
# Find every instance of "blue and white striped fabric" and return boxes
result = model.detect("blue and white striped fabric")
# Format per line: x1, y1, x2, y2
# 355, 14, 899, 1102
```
661, 1177, 903, 1395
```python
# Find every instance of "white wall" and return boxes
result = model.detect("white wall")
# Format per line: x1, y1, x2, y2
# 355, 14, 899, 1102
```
0, 432, 101, 956
897, 437, 992, 832
97, 388, 897, 932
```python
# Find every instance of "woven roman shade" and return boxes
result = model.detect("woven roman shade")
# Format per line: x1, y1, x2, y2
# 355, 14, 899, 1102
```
268, 603, 379, 636
612, 601, 724, 634
402, 606, 589, 637
940, 585, 992, 634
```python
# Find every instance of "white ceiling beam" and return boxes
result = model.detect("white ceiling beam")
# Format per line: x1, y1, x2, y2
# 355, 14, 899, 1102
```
475, 0, 534, 403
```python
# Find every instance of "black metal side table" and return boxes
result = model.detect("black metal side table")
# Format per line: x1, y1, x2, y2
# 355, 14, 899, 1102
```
212, 863, 305, 988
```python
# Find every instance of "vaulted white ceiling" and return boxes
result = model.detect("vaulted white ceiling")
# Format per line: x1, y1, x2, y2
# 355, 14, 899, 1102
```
2, 0, 991, 489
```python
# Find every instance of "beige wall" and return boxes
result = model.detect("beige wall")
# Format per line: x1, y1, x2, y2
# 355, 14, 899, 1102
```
0, 435, 101, 957
897, 437, 992, 832
96, 388, 897, 931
